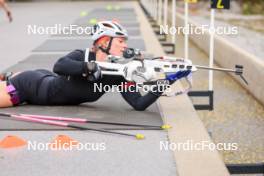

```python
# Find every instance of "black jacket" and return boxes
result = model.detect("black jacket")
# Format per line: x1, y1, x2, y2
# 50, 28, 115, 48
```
51, 49, 163, 111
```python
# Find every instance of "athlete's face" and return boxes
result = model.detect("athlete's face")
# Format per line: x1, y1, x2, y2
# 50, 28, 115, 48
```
109, 37, 127, 57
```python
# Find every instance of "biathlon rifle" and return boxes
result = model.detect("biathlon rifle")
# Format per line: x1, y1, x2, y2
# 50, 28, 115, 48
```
95, 48, 248, 96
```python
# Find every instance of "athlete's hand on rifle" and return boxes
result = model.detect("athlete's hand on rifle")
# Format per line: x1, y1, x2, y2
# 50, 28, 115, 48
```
86, 61, 102, 82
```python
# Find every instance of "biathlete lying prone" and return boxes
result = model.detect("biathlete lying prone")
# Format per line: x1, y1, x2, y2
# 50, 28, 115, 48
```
0, 21, 190, 110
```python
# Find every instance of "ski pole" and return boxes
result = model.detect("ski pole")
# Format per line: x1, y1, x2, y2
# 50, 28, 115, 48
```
18, 113, 171, 130
0, 113, 145, 140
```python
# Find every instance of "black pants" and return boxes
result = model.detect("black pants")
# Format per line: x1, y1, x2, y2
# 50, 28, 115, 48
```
10, 69, 56, 105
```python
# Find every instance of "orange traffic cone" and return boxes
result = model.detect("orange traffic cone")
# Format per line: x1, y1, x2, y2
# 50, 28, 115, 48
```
49, 135, 78, 149
0, 135, 27, 149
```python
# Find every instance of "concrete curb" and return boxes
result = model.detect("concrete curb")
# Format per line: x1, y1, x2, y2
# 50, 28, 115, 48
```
136, 2, 230, 176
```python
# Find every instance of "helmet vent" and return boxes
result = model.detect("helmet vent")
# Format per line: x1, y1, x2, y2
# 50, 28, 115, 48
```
102, 23, 114, 28
115, 32, 124, 35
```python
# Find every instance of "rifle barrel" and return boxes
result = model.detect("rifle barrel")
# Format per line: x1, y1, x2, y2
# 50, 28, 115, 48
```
195, 65, 237, 73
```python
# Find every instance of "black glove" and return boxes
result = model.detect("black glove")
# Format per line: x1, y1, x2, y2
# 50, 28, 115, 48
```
86, 62, 102, 82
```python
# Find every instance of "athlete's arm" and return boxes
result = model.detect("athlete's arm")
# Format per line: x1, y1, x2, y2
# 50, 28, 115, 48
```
120, 80, 171, 111
120, 70, 191, 111
120, 89, 160, 111
53, 50, 88, 76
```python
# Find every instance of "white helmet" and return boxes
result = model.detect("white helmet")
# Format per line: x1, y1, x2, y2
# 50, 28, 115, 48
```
91, 20, 128, 41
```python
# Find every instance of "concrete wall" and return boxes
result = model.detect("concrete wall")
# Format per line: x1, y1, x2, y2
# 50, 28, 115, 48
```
174, 12, 264, 106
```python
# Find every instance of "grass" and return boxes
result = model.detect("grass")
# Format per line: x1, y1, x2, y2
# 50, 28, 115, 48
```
242, 0, 264, 15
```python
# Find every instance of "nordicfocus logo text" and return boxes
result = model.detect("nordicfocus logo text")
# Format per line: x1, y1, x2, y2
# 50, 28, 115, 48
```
27, 24, 94, 35
27, 141, 106, 151
93, 81, 172, 93
160, 140, 238, 151
160, 24, 238, 36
